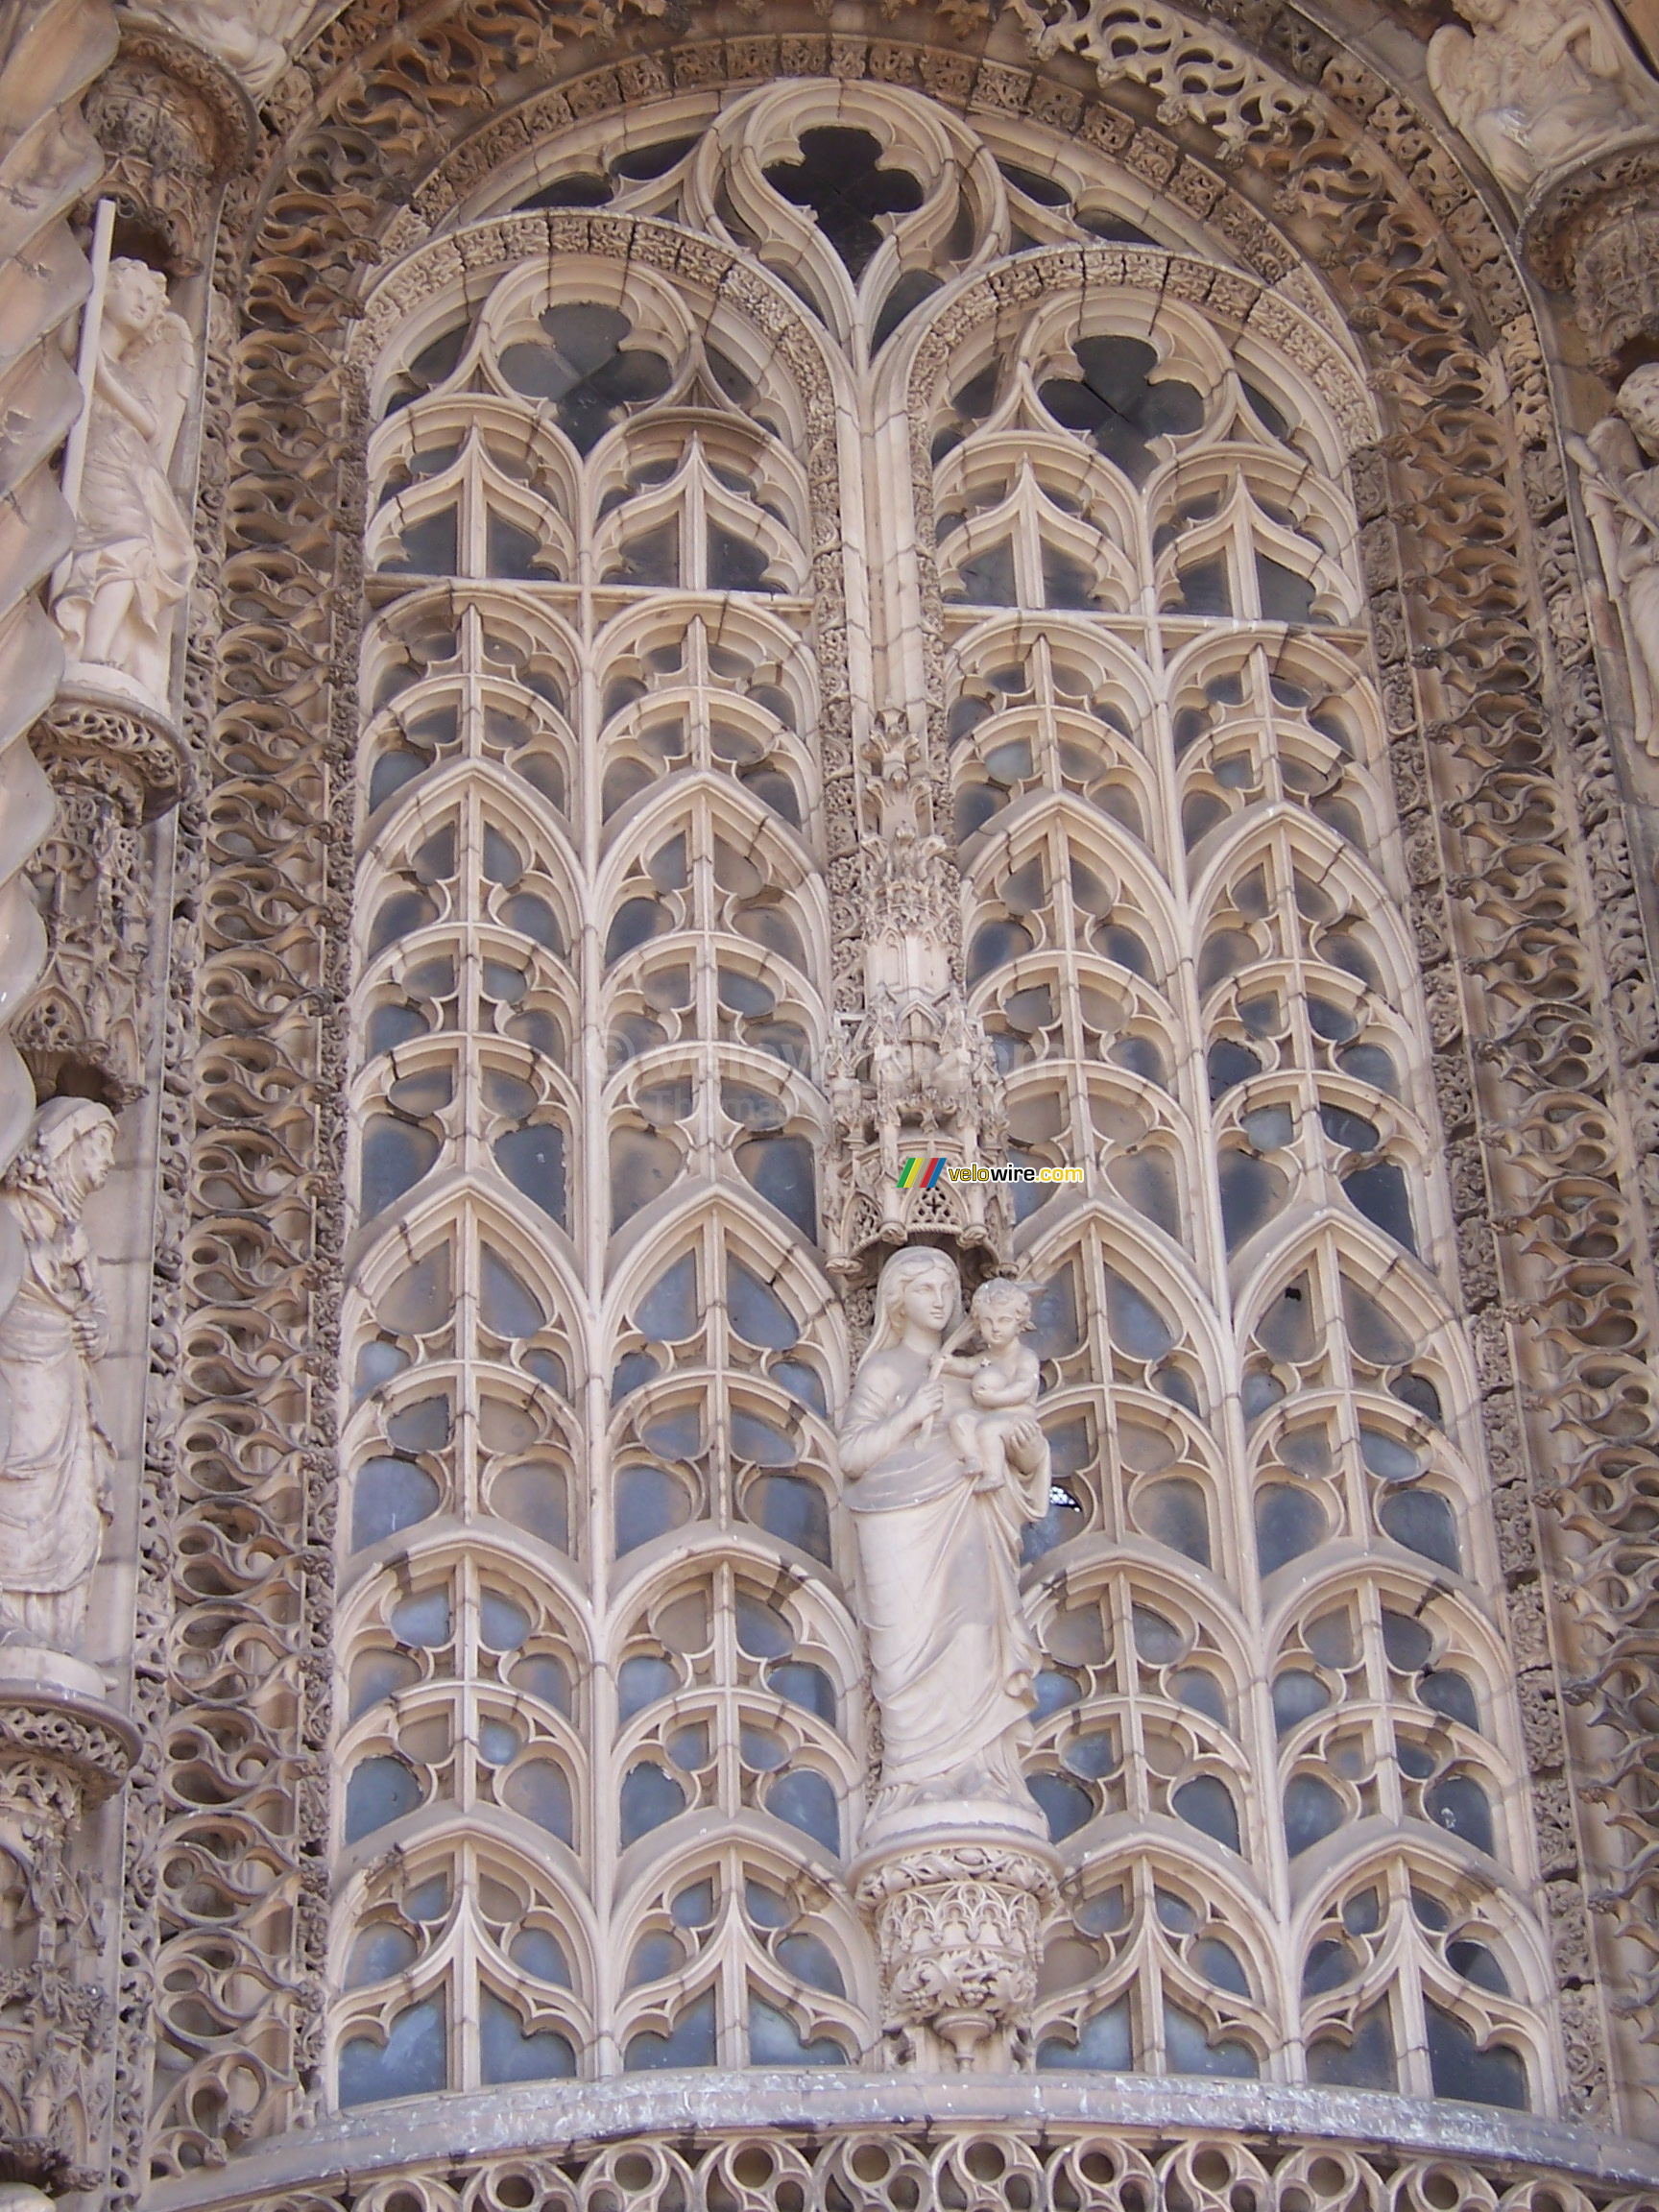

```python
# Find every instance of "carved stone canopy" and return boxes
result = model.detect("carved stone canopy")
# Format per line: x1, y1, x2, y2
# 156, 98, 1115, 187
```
1523, 131, 1659, 372
84, 21, 254, 272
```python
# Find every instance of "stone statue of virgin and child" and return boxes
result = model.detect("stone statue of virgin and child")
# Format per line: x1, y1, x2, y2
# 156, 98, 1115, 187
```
835, 1247, 1052, 1841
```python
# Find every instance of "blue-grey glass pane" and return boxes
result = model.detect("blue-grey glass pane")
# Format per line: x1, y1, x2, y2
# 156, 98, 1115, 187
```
1037, 1997, 1132, 2071
494, 1122, 566, 1223
614, 1464, 691, 1553
624, 1988, 715, 2071
1425, 1773, 1494, 1857
636, 1254, 697, 1340
1381, 1487, 1461, 1572
351, 1456, 440, 1551
1029, 1771, 1093, 1842
338, 1996, 445, 2106
620, 1761, 685, 1846
1309, 2004, 1397, 2091
344, 1755, 422, 1845
765, 1769, 839, 1854
748, 1475, 830, 1564
1172, 1775, 1239, 1852
1256, 1485, 1326, 1575
480, 1245, 545, 1337
508, 1928, 569, 1984
1285, 1774, 1345, 1856
479, 1991, 576, 2083
1166, 2005, 1257, 2078
748, 1996, 844, 2063
503, 1759, 573, 1842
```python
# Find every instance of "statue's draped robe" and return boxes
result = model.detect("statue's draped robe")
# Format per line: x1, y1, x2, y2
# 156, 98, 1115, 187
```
0, 1196, 110, 1637
841, 1353, 1040, 1814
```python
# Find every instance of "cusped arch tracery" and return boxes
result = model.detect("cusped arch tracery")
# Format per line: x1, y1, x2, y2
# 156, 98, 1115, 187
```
136, 9, 1619, 2158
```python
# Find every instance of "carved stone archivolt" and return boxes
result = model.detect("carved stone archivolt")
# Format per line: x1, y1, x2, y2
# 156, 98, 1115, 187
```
1524, 134, 1659, 373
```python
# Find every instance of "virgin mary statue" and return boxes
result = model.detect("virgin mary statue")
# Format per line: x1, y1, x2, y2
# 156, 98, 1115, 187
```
837, 1247, 1050, 1835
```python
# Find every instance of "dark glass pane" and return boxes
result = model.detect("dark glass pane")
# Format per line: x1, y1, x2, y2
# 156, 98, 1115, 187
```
479, 1992, 575, 2083
1308, 2004, 1397, 2090
338, 1997, 445, 2106
761, 126, 923, 276
351, 1455, 440, 1550
1426, 2004, 1527, 2108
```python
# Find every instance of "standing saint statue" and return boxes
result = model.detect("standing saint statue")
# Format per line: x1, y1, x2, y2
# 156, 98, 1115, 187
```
52, 258, 197, 714
0, 1100, 118, 1655
836, 1248, 1050, 1830
1574, 367, 1659, 760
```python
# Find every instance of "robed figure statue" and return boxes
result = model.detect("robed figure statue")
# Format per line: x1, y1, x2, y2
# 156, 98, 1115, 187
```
0, 1100, 118, 1654
836, 1248, 1051, 1834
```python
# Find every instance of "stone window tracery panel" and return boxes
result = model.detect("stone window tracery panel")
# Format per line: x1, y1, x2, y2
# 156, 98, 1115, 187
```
325, 73, 1565, 2115
918, 256, 1553, 2104
336, 229, 853, 2100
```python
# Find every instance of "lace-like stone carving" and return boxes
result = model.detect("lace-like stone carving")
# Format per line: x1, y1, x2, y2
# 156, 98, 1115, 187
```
133, 0, 1659, 2163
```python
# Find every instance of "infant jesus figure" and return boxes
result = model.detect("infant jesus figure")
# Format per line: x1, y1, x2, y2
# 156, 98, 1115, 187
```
939, 1278, 1044, 1501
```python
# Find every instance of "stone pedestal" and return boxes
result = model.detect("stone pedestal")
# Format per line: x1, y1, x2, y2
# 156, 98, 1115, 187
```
0, 1651, 138, 2191
854, 1813, 1060, 2072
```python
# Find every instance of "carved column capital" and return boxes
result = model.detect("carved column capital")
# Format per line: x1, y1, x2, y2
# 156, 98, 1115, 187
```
855, 1839, 1061, 2072
85, 21, 254, 272
0, 1663, 138, 2192
1523, 132, 1659, 373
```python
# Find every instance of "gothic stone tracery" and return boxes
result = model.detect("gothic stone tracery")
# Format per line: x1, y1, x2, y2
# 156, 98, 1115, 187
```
19, 0, 1659, 2196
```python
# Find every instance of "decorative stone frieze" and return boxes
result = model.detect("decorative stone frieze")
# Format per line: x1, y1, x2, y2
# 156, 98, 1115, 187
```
85, 22, 252, 273
0, 1659, 138, 2194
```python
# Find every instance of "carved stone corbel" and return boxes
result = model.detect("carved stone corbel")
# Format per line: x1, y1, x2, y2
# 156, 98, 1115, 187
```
84, 21, 253, 273
0, 1666, 138, 2193
18, 689, 186, 1106
1523, 133, 1659, 373
855, 1841, 1060, 2072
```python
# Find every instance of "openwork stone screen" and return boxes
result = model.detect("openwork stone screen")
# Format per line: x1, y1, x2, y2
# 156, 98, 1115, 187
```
326, 76, 1557, 2114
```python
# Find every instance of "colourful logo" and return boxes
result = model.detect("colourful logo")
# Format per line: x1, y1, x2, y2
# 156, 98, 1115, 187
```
896, 1157, 949, 1190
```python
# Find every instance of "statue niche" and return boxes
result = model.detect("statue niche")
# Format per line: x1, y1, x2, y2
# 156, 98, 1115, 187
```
836, 1247, 1050, 1839
0, 1101, 118, 1657
51, 257, 196, 715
